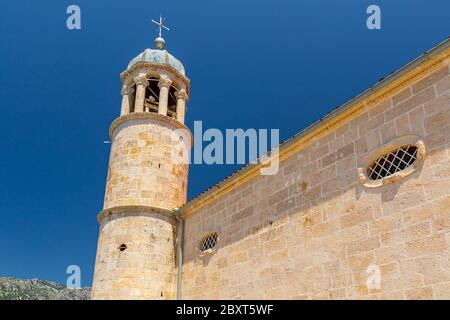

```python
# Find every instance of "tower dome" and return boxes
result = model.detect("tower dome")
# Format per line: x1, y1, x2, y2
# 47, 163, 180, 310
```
127, 48, 185, 75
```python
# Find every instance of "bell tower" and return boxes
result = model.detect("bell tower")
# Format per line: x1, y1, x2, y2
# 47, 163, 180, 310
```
91, 19, 191, 300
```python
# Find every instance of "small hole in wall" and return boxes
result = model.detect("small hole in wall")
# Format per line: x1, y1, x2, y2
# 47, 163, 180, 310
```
300, 181, 308, 192
118, 244, 127, 251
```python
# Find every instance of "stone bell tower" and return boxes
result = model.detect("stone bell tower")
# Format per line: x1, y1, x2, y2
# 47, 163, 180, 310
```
91, 19, 191, 300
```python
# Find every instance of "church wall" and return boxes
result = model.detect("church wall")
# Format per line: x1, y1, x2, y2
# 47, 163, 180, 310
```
181, 61, 450, 299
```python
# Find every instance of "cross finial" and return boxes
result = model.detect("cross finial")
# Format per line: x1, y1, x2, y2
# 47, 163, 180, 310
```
151, 15, 170, 49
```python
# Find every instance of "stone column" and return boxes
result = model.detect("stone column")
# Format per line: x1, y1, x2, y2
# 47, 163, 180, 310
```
175, 89, 188, 124
120, 85, 134, 116
158, 76, 172, 116
134, 76, 149, 113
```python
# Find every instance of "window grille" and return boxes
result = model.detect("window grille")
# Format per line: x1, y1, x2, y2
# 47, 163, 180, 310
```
200, 232, 218, 253
367, 145, 418, 180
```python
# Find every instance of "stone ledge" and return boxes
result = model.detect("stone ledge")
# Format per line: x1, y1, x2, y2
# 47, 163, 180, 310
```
109, 112, 193, 144
97, 205, 176, 224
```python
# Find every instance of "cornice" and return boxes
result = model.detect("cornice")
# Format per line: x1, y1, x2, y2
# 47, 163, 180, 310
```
97, 205, 175, 224
365, 50, 449, 107
120, 61, 190, 95
109, 112, 193, 146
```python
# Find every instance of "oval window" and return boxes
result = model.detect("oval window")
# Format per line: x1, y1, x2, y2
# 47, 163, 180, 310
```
199, 232, 218, 254
357, 135, 426, 188
367, 145, 418, 180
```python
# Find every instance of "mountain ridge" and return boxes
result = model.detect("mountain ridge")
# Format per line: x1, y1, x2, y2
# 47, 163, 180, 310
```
0, 277, 91, 300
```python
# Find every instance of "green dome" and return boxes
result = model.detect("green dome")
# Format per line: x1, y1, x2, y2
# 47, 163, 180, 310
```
127, 49, 185, 75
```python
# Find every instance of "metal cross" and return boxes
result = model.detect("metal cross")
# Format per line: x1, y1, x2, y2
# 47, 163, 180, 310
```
151, 15, 170, 38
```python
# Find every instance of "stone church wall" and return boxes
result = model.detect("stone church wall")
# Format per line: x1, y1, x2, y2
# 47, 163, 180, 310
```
181, 59, 450, 299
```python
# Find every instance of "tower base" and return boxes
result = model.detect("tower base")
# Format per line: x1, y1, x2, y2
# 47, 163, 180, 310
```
91, 206, 177, 300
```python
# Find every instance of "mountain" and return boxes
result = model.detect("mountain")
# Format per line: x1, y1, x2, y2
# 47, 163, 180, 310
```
0, 277, 91, 300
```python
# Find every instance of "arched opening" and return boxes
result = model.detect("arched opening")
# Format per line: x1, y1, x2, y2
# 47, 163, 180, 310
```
129, 83, 136, 113
167, 85, 178, 119
144, 77, 160, 113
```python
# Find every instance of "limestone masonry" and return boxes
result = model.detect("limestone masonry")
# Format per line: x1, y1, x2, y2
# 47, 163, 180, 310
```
92, 37, 450, 300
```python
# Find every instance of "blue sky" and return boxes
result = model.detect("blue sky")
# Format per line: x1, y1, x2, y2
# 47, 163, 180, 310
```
0, 0, 448, 286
